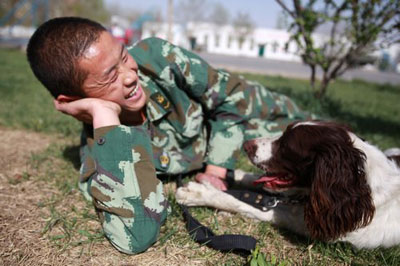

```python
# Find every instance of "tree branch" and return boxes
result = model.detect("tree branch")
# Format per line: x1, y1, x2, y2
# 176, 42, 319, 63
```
275, 0, 297, 19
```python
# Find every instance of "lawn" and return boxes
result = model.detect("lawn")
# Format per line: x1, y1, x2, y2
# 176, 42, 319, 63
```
0, 47, 399, 265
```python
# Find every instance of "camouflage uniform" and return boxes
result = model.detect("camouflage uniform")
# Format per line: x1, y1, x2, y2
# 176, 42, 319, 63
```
79, 37, 310, 254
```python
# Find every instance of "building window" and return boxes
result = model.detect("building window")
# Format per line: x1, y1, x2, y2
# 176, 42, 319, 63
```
272, 41, 279, 53
215, 34, 220, 47
228, 35, 233, 48
284, 42, 290, 53
250, 39, 254, 50
204, 35, 208, 46
238, 37, 245, 50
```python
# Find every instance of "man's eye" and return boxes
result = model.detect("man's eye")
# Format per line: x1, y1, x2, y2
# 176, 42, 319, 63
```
104, 70, 117, 84
109, 69, 117, 77
110, 72, 118, 82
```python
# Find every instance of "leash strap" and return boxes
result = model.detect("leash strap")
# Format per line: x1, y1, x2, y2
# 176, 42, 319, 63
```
177, 175, 257, 254
225, 190, 278, 211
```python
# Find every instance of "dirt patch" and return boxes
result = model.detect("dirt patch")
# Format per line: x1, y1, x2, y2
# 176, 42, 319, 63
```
0, 128, 331, 265
0, 128, 62, 265
0, 129, 161, 265
0, 127, 53, 178
0, 128, 237, 265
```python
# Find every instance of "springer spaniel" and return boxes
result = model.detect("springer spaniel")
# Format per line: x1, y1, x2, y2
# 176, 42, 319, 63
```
176, 121, 400, 249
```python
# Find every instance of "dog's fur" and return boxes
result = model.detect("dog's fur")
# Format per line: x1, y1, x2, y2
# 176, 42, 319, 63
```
176, 121, 400, 248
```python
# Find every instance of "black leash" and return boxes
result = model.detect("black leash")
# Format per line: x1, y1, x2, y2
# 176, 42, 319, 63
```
176, 172, 307, 255
177, 175, 257, 255
225, 190, 308, 212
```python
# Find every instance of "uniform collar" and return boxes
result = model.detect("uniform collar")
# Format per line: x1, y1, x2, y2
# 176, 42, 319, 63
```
140, 72, 171, 122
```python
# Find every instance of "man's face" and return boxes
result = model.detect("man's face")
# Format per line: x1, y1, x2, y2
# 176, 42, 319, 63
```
79, 31, 146, 113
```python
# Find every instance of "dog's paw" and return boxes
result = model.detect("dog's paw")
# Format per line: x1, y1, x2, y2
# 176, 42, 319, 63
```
176, 181, 219, 206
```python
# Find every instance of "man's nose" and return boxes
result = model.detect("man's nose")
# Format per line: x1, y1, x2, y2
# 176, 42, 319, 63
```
123, 68, 136, 87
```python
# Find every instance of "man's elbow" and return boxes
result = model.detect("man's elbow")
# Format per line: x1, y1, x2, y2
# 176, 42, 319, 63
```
103, 216, 161, 254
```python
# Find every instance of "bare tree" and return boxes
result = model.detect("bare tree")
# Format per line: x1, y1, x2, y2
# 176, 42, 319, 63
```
1, 0, 50, 27
51, 0, 110, 23
208, 2, 230, 26
175, 0, 208, 24
276, 0, 400, 99
106, 2, 141, 22
232, 12, 254, 49
275, 10, 289, 30
175, 0, 208, 49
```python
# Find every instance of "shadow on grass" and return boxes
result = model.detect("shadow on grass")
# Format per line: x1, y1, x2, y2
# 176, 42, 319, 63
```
351, 79, 400, 95
63, 145, 81, 170
272, 85, 400, 145
321, 97, 400, 144
274, 226, 400, 265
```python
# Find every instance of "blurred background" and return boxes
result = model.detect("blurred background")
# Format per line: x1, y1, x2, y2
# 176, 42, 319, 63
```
1, 0, 399, 84
0, 4, 399, 264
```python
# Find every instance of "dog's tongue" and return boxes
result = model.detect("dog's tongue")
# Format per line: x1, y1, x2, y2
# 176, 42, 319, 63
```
253, 174, 290, 188
253, 176, 278, 184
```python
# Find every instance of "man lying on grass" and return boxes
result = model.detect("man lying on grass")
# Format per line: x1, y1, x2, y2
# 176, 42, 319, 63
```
26, 17, 310, 254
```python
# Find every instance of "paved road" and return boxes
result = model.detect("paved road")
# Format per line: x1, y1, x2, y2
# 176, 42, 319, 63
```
199, 52, 400, 86
0, 37, 29, 49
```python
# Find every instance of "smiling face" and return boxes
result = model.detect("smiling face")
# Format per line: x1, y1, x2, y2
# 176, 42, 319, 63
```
79, 31, 146, 114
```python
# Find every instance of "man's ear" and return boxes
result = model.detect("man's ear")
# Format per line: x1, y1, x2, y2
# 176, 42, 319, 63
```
56, 94, 82, 103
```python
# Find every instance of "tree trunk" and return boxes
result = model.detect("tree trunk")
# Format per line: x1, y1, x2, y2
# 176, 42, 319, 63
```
310, 65, 316, 90
315, 72, 330, 99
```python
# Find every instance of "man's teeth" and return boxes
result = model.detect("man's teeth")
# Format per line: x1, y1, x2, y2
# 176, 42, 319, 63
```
128, 84, 138, 97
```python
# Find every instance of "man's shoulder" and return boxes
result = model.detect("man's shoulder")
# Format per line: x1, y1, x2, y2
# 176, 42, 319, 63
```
129, 37, 174, 67
130, 37, 170, 53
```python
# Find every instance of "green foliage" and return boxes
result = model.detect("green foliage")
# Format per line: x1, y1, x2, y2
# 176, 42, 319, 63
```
248, 246, 267, 266
276, 0, 400, 99
248, 246, 292, 266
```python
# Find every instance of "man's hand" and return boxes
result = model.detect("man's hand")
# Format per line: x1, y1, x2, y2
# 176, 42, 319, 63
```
54, 97, 121, 128
195, 164, 228, 191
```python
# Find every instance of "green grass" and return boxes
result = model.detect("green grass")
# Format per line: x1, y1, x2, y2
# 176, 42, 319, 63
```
0, 48, 81, 136
1, 48, 398, 148
1, 47, 400, 265
243, 73, 400, 149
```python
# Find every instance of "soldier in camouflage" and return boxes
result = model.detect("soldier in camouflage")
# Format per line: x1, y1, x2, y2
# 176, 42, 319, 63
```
27, 17, 310, 254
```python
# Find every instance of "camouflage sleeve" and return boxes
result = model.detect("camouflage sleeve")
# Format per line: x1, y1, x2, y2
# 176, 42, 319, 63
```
133, 38, 258, 169
133, 37, 311, 169
79, 124, 168, 254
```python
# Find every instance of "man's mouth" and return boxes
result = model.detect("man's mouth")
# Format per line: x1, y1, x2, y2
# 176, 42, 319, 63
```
126, 83, 139, 99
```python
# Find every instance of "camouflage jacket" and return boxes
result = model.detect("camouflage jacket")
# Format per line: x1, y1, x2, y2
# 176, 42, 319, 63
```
78, 37, 308, 253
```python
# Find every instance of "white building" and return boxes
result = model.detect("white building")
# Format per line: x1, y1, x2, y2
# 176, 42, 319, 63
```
142, 21, 400, 72
142, 21, 324, 62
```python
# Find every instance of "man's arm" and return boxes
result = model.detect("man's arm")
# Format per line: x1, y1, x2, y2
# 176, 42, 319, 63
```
195, 164, 228, 190
55, 97, 169, 254
53, 97, 121, 128
132, 38, 251, 186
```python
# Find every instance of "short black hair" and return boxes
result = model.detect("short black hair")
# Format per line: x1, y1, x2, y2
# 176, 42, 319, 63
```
27, 17, 107, 98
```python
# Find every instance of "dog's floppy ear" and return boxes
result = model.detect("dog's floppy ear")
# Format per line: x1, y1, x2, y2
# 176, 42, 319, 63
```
304, 141, 375, 241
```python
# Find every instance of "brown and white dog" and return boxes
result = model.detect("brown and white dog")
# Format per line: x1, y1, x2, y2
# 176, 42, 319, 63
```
176, 121, 400, 249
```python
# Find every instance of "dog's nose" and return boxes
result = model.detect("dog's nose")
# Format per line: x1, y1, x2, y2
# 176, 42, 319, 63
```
243, 140, 257, 158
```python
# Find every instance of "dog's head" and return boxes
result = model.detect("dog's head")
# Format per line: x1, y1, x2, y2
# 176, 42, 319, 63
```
244, 120, 375, 241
